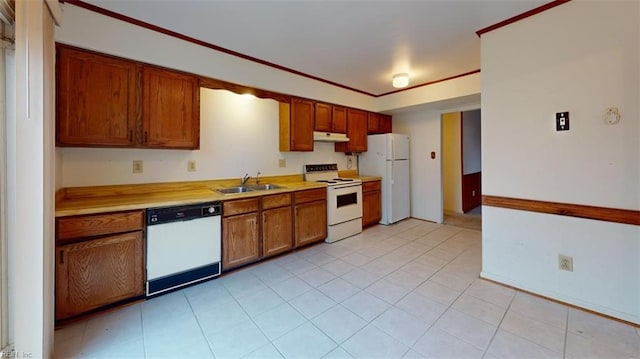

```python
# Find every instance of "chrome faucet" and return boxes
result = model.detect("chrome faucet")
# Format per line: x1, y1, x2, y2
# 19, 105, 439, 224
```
255, 171, 261, 185
241, 173, 251, 186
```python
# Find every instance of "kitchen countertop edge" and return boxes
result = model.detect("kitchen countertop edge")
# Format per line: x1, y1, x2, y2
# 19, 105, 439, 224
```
56, 181, 327, 217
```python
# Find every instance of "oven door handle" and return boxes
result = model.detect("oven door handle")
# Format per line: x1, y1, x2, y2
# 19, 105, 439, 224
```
328, 184, 362, 190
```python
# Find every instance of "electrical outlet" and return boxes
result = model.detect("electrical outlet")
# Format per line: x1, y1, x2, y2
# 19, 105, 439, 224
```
558, 254, 573, 272
188, 160, 196, 172
279, 159, 286, 168
132, 160, 143, 174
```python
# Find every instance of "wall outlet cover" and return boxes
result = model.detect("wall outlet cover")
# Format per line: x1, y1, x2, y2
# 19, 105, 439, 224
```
188, 160, 196, 172
132, 160, 143, 174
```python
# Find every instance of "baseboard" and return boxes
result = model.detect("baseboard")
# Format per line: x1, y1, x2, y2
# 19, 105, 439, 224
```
480, 272, 639, 327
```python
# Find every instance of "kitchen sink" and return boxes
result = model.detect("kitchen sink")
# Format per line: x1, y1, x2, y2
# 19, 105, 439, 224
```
214, 183, 282, 194
248, 184, 282, 191
214, 186, 255, 194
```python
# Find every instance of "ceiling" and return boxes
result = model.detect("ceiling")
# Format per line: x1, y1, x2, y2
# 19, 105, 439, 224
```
83, 0, 548, 96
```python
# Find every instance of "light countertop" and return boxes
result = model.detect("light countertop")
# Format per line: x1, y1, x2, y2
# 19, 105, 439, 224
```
56, 173, 382, 217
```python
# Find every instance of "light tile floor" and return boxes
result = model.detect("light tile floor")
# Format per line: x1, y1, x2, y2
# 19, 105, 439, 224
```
54, 219, 640, 359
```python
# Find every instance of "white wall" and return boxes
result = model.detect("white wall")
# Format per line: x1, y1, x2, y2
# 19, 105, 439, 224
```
481, 0, 639, 324
461, 109, 481, 175
392, 109, 443, 223
377, 72, 480, 112
391, 96, 481, 223
442, 112, 462, 213
61, 89, 352, 187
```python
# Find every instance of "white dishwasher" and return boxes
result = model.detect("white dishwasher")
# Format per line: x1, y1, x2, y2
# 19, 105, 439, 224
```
146, 201, 222, 296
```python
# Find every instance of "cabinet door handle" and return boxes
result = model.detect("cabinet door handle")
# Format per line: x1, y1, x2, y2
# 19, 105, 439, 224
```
59, 251, 64, 264
129, 130, 133, 142
144, 131, 148, 143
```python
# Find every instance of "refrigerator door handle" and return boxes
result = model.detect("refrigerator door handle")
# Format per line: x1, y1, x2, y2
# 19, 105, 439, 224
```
390, 137, 395, 160
390, 161, 394, 184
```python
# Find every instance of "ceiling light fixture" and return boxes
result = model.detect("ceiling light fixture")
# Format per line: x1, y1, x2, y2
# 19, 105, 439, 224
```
392, 73, 409, 88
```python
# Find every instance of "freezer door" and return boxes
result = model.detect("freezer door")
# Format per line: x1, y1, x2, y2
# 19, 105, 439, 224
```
388, 134, 410, 160
383, 159, 410, 224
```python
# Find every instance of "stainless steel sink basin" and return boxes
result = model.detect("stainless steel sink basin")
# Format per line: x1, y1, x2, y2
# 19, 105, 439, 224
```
214, 184, 281, 194
248, 184, 282, 191
214, 186, 255, 194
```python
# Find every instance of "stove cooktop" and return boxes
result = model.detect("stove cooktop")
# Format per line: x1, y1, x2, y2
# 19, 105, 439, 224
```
303, 164, 362, 186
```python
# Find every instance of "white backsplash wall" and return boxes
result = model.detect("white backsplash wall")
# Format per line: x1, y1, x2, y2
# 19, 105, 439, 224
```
60, 88, 351, 187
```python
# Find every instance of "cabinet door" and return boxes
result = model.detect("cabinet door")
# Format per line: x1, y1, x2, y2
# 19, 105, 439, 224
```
336, 108, 368, 152
332, 106, 347, 134
378, 114, 392, 133
56, 231, 144, 320
142, 66, 200, 149
56, 46, 137, 147
290, 98, 314, 151
363, 190, 382, 228
294, 200, 327, 247
263, 207, 293, 258
367, 112, 380, 134
222, 213, 260, 270
314, 102, 332, 132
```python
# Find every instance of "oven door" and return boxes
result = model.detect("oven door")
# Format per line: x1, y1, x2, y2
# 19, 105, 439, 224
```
327, 184, 363, 225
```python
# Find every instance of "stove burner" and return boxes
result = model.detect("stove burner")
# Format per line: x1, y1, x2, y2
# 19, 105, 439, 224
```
317, 180, 337, 184
333, 178, 354, 182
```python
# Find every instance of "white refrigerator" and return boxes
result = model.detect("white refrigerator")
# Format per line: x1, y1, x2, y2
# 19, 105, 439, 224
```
359, 133, 410, 225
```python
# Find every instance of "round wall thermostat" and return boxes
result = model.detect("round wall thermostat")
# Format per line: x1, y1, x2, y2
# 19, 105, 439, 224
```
604, 107, 621, 125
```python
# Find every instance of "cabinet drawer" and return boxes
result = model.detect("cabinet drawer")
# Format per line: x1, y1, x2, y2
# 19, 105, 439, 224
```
262, 193, 292, 210
223, 198, 260, 217
56, 210, 144, 243
294, 188, 327, 204
363, 180, 381, 193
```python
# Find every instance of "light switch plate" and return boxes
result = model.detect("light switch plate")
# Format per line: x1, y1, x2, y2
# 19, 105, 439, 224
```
556, 112, 569, 131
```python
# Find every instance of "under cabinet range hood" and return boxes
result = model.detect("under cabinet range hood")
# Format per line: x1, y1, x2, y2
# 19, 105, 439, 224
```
313, 131, 350, 142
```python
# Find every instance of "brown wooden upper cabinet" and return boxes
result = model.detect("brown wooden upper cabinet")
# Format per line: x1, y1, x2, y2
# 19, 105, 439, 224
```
335, 108, 368, 152
314, 102, 346, 134
56, 46, 138, 147
56, 45, 200, 149
142, 67, 200, 149
367, 113, 392, 134
279, 98, 314, 151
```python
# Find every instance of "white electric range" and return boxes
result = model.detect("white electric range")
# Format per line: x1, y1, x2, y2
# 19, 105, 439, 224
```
304, 164, 363, 243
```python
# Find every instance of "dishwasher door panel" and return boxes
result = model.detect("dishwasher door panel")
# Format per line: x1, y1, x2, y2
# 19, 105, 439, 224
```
146, 216, 221, 280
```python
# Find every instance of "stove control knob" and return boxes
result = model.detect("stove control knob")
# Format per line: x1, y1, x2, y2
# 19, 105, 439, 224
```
208, 206, 215, 214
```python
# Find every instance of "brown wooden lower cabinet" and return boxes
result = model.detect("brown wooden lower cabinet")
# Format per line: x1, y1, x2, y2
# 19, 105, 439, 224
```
222, 212, 260, 271
222, 190, 327, 271
294, 201, 327, 247
262, 206, 293, 257
294, 196, 327, 247
261, 193, 293, 258
362, 180, 382, 227
56, 231, 144, 320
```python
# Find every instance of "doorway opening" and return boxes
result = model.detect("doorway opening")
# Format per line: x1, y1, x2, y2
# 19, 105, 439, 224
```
442, 109, 481, 230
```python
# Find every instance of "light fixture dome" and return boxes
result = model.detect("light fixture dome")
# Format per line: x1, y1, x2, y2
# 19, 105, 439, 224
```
392, 73, 409, 88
